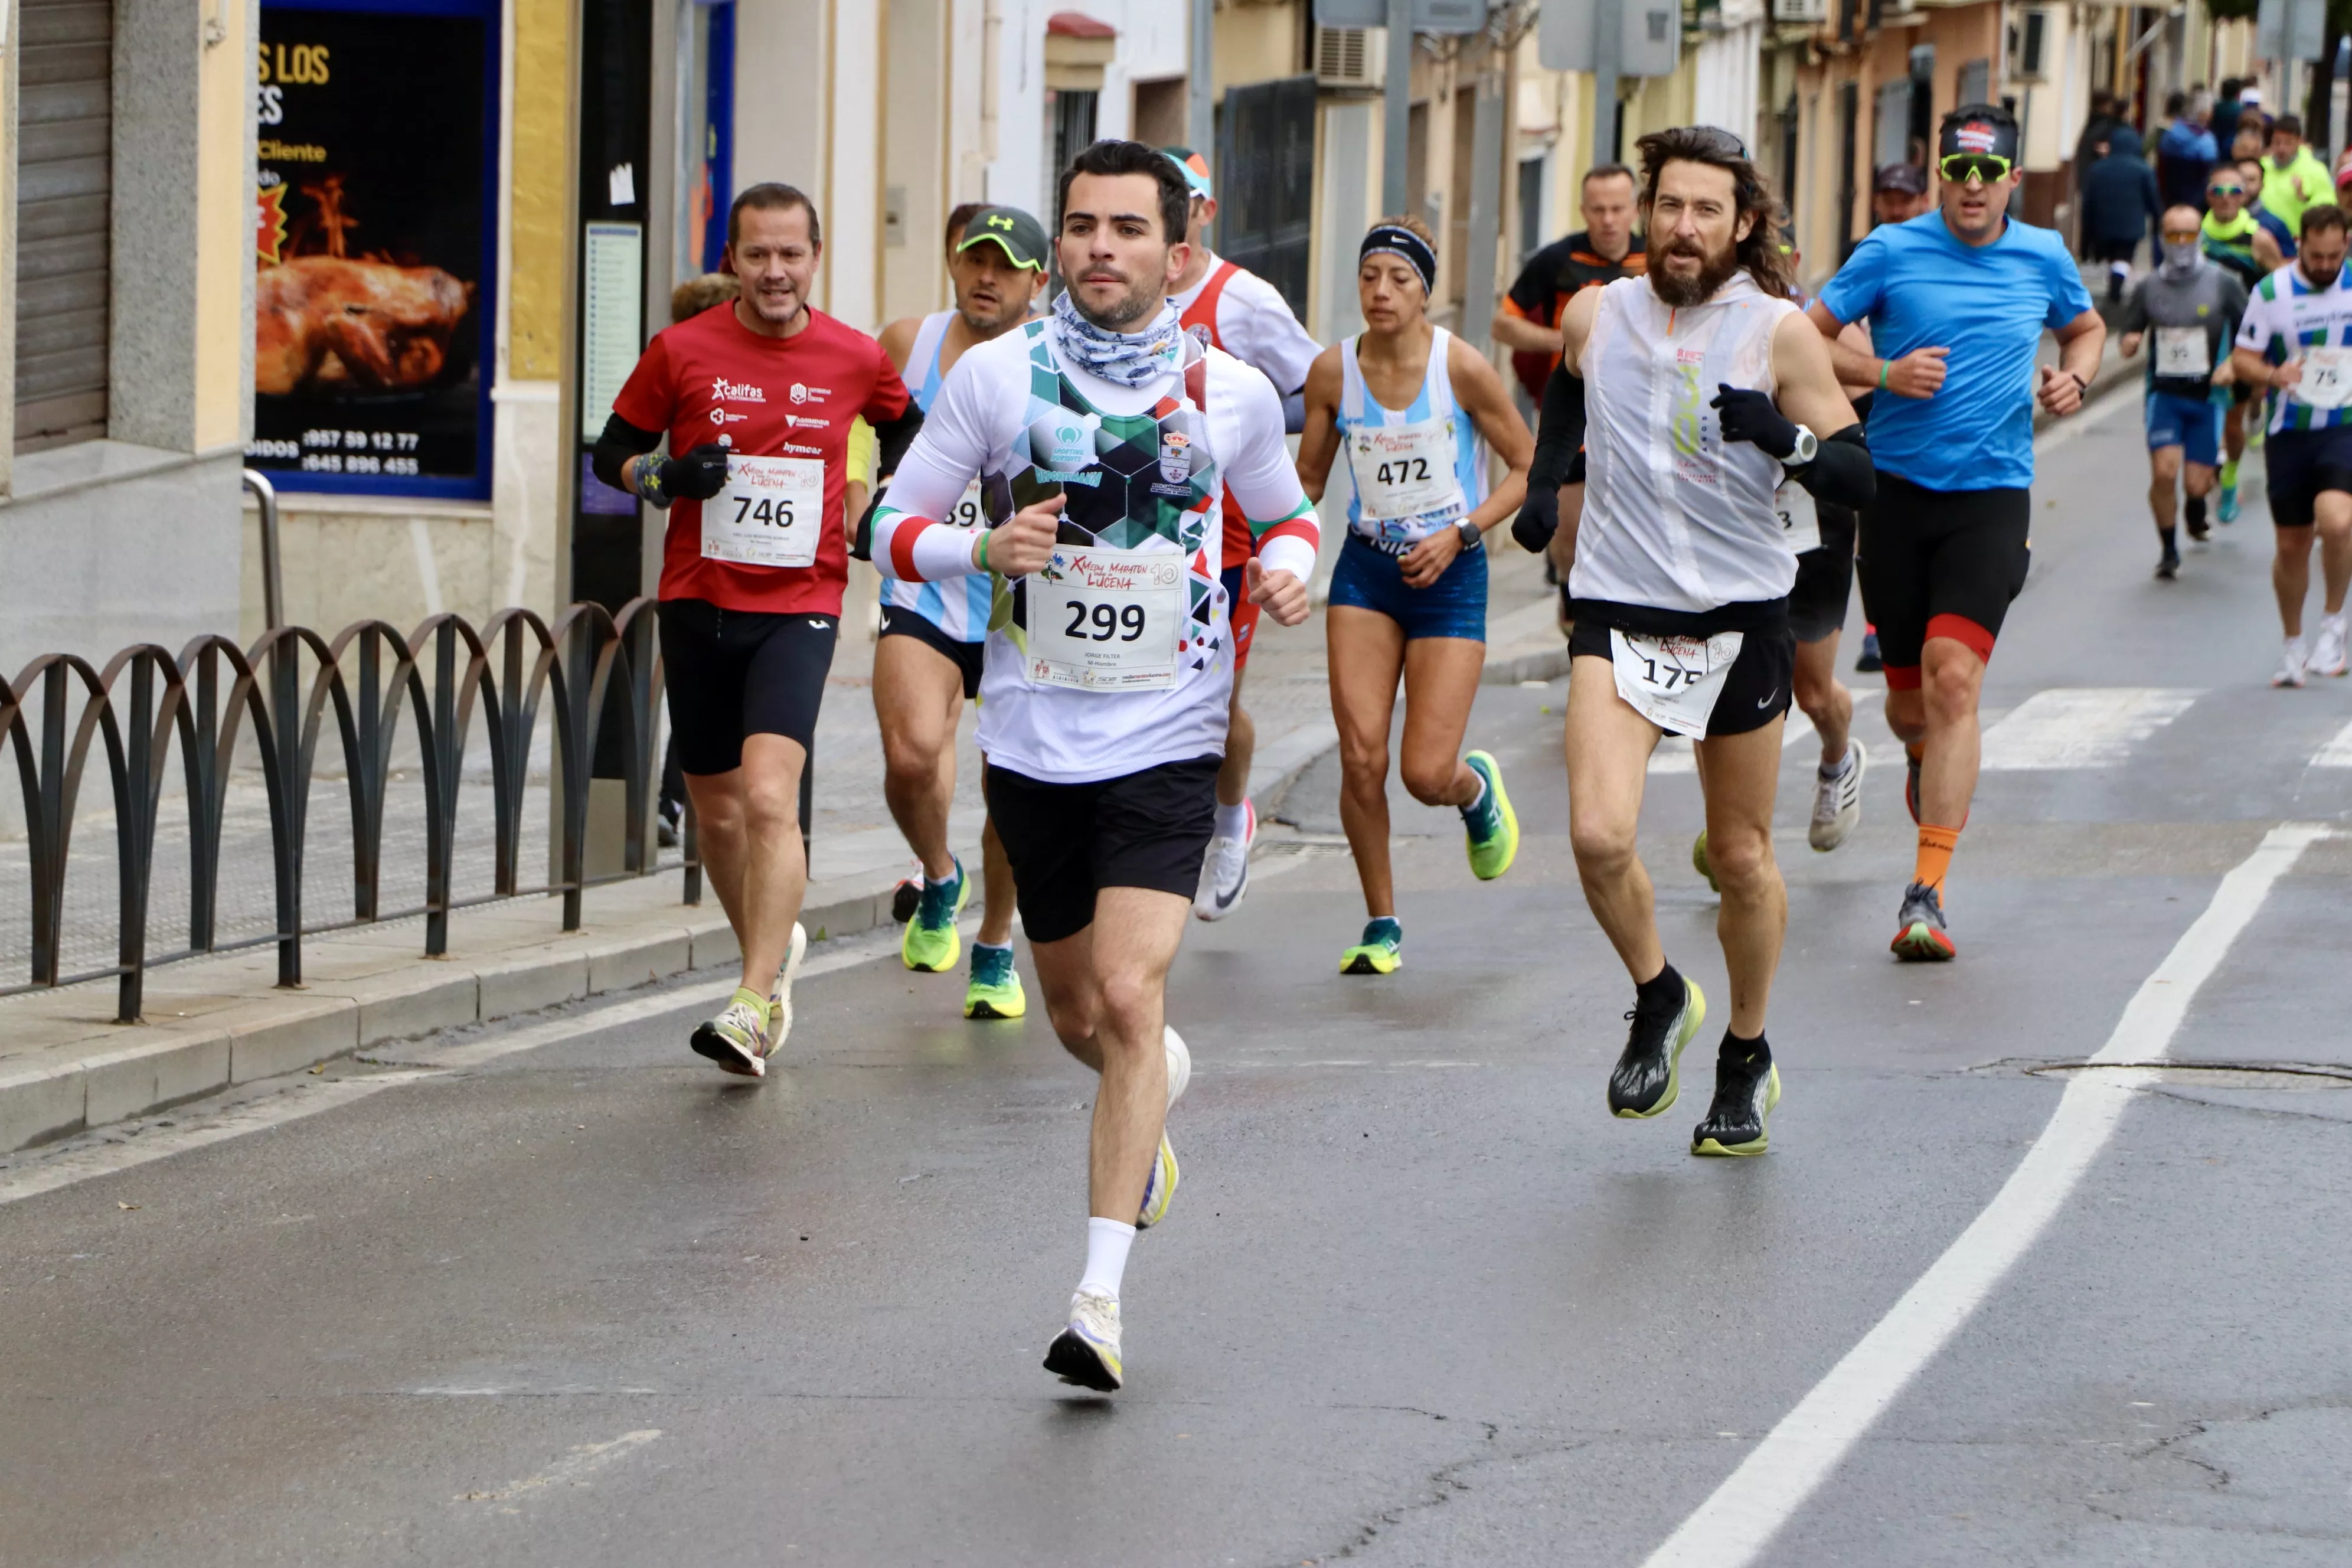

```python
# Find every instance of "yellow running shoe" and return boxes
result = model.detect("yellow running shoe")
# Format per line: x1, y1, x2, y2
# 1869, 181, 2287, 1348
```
901, 857, 969, 972
1136, 1131, 1179, 1229
963, 942, 1027, 1018
1462, 750, 1518, 880
1692, 830, 1718, 893
1340, 917, 1403, 975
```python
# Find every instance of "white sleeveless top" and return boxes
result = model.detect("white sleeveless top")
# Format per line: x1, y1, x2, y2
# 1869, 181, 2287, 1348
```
880, 311, 994, 641
1570, 272, 1799, 616
1335, 325, 1485, 546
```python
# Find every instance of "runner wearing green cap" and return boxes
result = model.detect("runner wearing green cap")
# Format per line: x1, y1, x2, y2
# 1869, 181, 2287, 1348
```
868, 204, 1050, 1017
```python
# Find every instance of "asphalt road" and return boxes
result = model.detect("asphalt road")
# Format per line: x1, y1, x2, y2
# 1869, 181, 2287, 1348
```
3, 386, 2349, 1567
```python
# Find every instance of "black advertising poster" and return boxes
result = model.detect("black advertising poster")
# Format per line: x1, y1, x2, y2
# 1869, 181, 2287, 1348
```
250, 0, 499, 499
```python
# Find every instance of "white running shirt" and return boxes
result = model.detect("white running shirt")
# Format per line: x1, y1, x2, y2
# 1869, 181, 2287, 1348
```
1572, 271, 1800, 615
1169, 255, 1322, 396
873, 325, 1319, 783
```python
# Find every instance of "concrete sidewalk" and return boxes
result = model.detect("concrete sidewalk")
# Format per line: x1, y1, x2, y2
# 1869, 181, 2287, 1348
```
0, 542, 1562, 1153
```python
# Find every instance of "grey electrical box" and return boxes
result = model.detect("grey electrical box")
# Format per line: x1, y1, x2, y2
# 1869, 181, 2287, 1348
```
1539, 0, 1680, 77
2257, 0, 2328, 63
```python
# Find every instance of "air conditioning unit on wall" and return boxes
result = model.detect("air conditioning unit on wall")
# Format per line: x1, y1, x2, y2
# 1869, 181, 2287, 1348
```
1315, 26, 1386, 90
1772, 0, 1830, 24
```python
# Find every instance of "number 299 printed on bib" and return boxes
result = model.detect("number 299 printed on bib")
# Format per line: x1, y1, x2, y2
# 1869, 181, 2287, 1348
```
1025, 544, 1186, 692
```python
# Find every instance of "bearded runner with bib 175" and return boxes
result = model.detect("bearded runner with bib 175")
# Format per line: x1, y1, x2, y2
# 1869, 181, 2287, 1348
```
1159, 146, 1323, 924
1808, 103, 2103, 961
866, 202, 1050, 1017
1294, 214, 1532, 976
870, 141, 1318, 1393
593, 183, 921, 1077
2230, 201, 2352, 686
1556, 126, 1873, 1158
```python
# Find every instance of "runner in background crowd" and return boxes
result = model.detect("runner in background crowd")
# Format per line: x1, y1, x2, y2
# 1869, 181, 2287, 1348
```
1158, 147, 1322, 923
2230, 202, 2352, 685
1296, 214, 1531, 976
2120, 205, 2246, 580
866, 202, 1051, 1017
2203, 165, 2281, 520
593, 183, 920, 1075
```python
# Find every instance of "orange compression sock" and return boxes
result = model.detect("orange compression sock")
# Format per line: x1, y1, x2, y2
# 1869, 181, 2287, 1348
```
1914, 825, 1961, 893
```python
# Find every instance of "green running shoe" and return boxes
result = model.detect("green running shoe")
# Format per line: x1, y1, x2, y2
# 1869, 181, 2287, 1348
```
963, 942, 1027, 1018
901, 857, 969, 973
1461, 750, 1518, 880
1340, 916, 1403, 975
1692, 829, 1718, 893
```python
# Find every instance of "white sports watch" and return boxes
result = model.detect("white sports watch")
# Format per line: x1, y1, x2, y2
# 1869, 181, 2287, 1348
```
1787, 423, 1819, 466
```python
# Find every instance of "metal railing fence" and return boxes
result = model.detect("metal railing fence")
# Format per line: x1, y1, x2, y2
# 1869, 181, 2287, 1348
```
2, 596, 704, 1024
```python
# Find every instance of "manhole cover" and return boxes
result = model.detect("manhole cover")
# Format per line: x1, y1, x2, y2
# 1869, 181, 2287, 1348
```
2030, 1063, 2352, 1091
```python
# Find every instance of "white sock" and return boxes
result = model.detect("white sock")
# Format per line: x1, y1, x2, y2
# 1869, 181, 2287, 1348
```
926, 867, 956, 887
1079, 1217, 1136, 1300
1819, 743, 1855, 779
1214, 800, 1250, 840
1460, 773, 1489, 816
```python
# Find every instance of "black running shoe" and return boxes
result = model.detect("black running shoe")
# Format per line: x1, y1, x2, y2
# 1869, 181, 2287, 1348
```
1609, 974, 1706, 1118
2155, 549, 2179, 580
1693, 1043, 1781, 1156
891, 877, 922, 925
1854, 631, 1883, 674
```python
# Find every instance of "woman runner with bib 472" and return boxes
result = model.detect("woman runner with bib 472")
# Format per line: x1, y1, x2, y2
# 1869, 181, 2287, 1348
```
1295, 216, 1534, 975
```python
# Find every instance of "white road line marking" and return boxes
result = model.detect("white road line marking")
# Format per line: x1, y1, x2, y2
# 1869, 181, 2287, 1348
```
1979, 687, 2200, 770
0, 926, 918, 1208
459, 1428, 662, 1501
2312, 715, 2352, 767
1641, 821, 2325, 1568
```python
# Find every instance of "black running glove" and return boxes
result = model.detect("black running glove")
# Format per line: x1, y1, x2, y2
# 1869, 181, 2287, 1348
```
655, 442, 733, 504
1710, 384, 1800, 459
1510, 481, 1559, 554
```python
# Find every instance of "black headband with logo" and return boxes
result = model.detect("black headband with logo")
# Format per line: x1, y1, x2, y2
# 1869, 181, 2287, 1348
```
1360, 225, 1438, 296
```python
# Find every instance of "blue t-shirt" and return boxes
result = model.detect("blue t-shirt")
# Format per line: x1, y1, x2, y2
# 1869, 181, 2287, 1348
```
1817, 213, 2096, 492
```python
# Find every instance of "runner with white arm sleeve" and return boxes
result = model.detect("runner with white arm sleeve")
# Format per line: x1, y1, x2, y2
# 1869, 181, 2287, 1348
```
2230, 202, 2352, 685
868, 141, 1317, 1395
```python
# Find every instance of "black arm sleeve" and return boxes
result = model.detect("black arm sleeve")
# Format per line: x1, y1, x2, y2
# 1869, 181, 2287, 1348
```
590, 413, 663, 494
1790, 424, 1873, 509
870, 405, 926, 480
1528, 363, 1587, 496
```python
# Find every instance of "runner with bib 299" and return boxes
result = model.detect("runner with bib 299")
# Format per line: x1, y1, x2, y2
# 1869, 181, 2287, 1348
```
1293, 214, 1532, 976
1556, 126, 1872, 1157
868, 141, 1320, 1393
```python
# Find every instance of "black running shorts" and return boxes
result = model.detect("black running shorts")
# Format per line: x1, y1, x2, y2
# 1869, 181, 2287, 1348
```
878, 603, 985, 700
1569, 617, 1795, 737
658, 597, 837, 776
985, 756, 1220, 944
1787, 501, 1859, 645
2262, 426, 2352, 528
1857, 471, 2031, 691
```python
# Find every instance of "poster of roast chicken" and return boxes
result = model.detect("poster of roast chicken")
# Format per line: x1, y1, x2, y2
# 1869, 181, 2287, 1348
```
249, 1, 497, 499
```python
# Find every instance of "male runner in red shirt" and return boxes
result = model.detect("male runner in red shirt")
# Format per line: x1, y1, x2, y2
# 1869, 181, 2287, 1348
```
593, 182, 921, 1074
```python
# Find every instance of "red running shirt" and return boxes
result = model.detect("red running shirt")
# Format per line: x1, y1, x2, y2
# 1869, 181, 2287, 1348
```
613, 303, 912, 616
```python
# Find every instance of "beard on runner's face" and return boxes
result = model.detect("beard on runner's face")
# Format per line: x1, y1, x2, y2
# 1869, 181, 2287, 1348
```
1067, 259, 1165, 331
1647, 226, 1740, 307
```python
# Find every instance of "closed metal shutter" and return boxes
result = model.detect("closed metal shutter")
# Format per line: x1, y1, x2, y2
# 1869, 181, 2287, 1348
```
1216, 74, 1317, 321
13, 0, 113, 452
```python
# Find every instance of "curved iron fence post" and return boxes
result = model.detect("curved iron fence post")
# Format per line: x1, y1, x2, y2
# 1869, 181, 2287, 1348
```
112, 652, 162, 1022
243, 469, 285, 633
421, 619, 462, 957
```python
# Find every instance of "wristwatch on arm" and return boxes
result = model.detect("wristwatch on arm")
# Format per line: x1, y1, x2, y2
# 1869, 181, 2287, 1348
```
1455, 518, 1484, 552
1786, 424, 1819, 466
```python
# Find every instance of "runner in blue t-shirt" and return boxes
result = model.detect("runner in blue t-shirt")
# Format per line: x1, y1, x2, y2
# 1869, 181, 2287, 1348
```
1808, 103, 2105, 963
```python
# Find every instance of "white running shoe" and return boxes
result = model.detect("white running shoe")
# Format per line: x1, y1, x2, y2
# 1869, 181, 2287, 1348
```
1191, 799, 1255, 921
1164, 1024, 1191, 1107
765, 922, 809, 1056
2273, 636, 2310, 689
1808, 739, 1868, 852
1042, 1288, 1123, 1391
2312, 614, 2350, 678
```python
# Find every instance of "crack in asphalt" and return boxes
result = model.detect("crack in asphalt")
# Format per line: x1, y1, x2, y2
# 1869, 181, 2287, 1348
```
1272, 1419, 1615, 1567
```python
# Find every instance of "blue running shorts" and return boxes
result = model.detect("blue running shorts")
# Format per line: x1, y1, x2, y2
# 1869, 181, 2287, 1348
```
1327, 532, 1488, 641
2144, 390, 2221, 467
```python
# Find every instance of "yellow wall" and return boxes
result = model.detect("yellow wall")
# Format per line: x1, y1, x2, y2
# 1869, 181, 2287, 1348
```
508, 0, 571, 382
194, 0, 255, 450
1213, 0, 1302, 94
